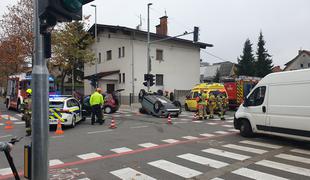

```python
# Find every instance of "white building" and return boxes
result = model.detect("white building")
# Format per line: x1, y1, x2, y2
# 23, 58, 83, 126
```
84, 16, 213, 104
284, 50, 310, 71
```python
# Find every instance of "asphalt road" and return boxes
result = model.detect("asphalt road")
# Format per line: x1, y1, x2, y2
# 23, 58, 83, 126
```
0, 100, 309, 180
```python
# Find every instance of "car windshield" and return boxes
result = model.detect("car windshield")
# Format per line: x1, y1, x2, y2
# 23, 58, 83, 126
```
155, 95, 172, 104
49, 101, 64, 108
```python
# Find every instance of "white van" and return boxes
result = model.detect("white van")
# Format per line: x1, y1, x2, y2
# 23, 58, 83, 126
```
234, 69, 310, 141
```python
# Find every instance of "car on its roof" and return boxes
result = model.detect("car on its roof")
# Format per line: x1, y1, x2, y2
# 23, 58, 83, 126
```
49, 95, 84, 128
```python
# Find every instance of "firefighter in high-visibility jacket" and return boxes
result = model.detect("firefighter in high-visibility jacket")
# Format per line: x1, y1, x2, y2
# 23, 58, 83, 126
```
197, 90, 208, 120
22, 89, 32, 136
216, 93, 225, 120
208, 92, 216, 119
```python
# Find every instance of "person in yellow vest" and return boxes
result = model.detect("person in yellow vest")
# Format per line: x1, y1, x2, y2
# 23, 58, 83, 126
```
90, 88, 105, 125
216, 93, 226, 120
22, 89, 32, 136
198, 90, 208, 120
208, 92, 216, 119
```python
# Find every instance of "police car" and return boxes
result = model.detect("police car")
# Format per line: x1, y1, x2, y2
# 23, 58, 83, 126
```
49, 95, 84, 127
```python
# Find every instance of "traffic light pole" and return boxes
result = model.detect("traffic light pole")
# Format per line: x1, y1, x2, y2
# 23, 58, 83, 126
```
32, 0, 49, 179
147, 3, 152, 92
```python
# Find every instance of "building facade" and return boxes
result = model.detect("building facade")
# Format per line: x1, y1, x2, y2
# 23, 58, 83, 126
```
84, 18, 212, 104
284, 50, 310, 71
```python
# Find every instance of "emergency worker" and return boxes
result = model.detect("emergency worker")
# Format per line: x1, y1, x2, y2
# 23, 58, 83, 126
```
198, 90, 208, 119
208, 92, 216, 119
216, 93, 225, 120
90, 88, 104, 125
169, 92, 175, 102
22, 89, 32, 136
164, 91, 169, 98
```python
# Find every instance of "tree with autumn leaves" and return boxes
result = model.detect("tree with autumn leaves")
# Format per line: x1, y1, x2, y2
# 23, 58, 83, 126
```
0, 0, 95, 93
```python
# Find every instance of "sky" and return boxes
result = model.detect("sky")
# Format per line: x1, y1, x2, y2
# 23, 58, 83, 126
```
1, 0, 310, 67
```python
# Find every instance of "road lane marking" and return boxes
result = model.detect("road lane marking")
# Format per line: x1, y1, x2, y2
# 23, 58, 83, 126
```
0, 135, 12, 139
202, 148, 250, 160
16, 114, 23, 117
130, 125, 149, 129
200, 133, 215, 137
178, 153, 229, 168
87, 130, 113, 134
256, 160, 310, 177
290, 148, 310, 155
111, 147, 133, 154
110, 167, 156, 180
14, 122, 25, 125
148, 160, 202, 178
232, 168, 288, 180
240, 140, 282, 149
49, 159, 64, 166
207, 123, 218, 125
77, 153, 102, 160
226, 120, 233, 123
174, 122, 189, 124
162, 139, 180, 144
227, 129, 239, 132
214, 131, 230, 134
193, 121, 203, 123
222, 125, 233, 128
138, 143, 158, 148
0, 168, 12, 176
275, 153, 310, 164
211, 178, 224, 180
180, 118, 190, 121
182, 136, 199, 140
223, 144, 267, 154
0, 123, 4, 126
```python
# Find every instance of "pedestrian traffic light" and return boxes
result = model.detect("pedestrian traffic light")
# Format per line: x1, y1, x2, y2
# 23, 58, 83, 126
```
193, 26, 199, 42
39, 0, 94, 30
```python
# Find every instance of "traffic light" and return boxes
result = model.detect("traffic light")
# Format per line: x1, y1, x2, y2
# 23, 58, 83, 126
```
143, 74, 155, 87
193, 26, 199, 42
39, 0, 94, 30
149, 74, 155, 86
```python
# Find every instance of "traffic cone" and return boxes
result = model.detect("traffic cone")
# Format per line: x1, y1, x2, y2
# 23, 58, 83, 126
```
167, 114, 172, 125
4, 115, 13, 130
109, 117, 117, 129
55, 120, 64, 135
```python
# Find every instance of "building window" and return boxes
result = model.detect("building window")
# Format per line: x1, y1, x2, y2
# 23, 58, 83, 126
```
118, 73, 121, 84
122, 46, 125, 57
156, 49, 163, 61
122, 73, 125, 83
107, 50, 112, 60
156, 74, 163, 86
98, 52, 101, 63
300, 64, 304, 68
118, 48, 121, 58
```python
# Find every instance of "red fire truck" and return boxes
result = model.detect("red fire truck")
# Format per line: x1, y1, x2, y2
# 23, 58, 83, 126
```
224, 76, 261, 110
6, 72, 56, 111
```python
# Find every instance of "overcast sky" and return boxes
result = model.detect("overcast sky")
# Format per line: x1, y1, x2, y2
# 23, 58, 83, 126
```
1, 0, 309, 67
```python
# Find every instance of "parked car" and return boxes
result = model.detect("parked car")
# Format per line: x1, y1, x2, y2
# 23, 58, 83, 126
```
49, 95, 84, 128
138, 89, 182, 117
82, 89, 124, 117
234, 69, 310, 141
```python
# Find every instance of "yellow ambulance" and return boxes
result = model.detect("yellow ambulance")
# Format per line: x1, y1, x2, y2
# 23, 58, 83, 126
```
184, 83, 228, 112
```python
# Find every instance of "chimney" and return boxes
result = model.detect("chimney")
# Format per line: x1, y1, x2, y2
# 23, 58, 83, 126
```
156, 16, 168, 36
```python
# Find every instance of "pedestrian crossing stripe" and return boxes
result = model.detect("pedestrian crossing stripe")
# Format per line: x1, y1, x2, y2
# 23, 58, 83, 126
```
290, 148, 310, 155
202, 148, 251, 161
240, 140, 282, 149
223, 144, 267, 154
110, 167, 156, 180
232, 168, 289, 180
77, 153, 101, 160
275, 153, 310, 164
178, 153, 229, 168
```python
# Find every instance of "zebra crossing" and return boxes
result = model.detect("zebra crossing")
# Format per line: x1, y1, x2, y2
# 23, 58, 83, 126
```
0, 114, 24, 126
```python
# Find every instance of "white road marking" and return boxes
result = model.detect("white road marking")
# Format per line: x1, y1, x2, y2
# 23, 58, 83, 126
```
49, 159, 64, 166
113, 115, 121, 117
87, 130, 113, 134
125, 114, 132, 117
202, 148, 250, 161
228, 129, 239, 132
110, 167, 156, 180
0, 168, 12, 176
148, 160, 202, 178
223, 144, 267, 154
290, 148, 310, 155
240, 140, 282, 149
232, 167, 288, 180
275, 153, 310, 164
0, 123, 4, 126
193, 121, 203, 123
111, 147, 133, 154
77, 153, 101, 160
222, 125, 233, 128
182, 136, 199, 140
214, 131, 230, 134
256, 160, 310, 177
207, 123, 218, 125
211, 178, 224, 180
200, 133, 215, 137
78, 178, 91, 180
14, 122, 25, 125
16, 114, 23, 117
174, 122, 189, 124
178, 153, 229, 168
226, 120, 233, 123
0, 134, 12, 139
180, 118, 190, 121
130, 125, 149, 129
138, 143, 158, 148
162, 139, 179, 144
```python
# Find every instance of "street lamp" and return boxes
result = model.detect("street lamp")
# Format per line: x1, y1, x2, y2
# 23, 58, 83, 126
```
91, 4, 98, 88
147, 3, 152, 92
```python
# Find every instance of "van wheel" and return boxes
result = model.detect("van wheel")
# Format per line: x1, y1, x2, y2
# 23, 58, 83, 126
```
240, 119, 253, 137
71, 115, 76, 128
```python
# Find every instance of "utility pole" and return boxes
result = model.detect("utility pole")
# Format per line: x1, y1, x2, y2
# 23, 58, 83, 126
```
32, 0, 49, 179
147, 3, 152, 92
91, 4, 98, 88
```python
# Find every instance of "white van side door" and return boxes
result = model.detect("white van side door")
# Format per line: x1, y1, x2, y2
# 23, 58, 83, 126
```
245, 86, 267, 131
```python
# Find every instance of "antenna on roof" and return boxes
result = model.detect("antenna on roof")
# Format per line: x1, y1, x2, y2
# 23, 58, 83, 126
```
136, 14, 143, 30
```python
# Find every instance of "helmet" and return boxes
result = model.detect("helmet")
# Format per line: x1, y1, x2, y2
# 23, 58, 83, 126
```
26, 89, 32, 95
